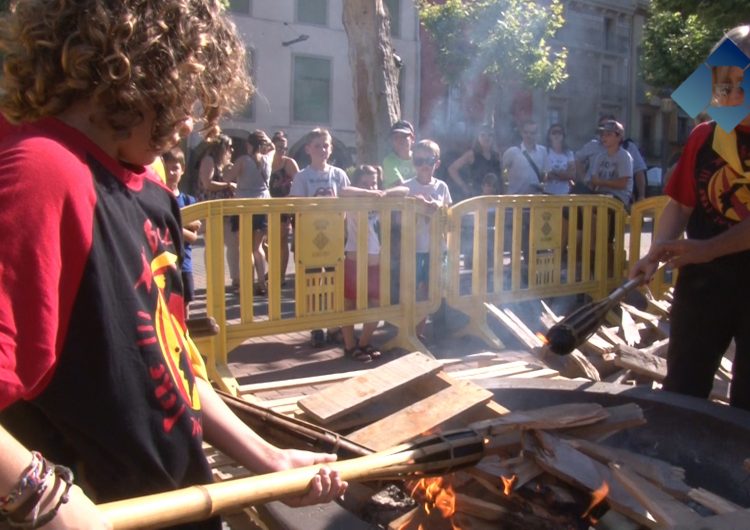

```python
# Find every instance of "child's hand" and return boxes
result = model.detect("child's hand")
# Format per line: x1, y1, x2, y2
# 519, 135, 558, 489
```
185, 220, 201, 233
270, 449, 347, 507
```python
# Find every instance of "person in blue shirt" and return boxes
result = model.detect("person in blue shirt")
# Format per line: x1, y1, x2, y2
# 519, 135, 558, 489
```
164, 147, 201, 315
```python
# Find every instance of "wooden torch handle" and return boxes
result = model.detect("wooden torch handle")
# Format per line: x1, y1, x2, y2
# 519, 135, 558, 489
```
100, 430, 484, 529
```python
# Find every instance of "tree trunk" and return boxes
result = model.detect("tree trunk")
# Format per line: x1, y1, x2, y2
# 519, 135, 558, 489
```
342, 0, 401, 166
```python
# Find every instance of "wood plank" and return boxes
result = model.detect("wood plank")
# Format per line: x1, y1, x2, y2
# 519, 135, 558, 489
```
621, 308, 640, 346
560, 403, 646, 442
469, 402, 609, 435
673, 509, 750, 530
525, 432, 657, 528
614, 344, 667, 381
238, 356, 465, 394
620, 302, 669, 338
567, 439, 688, 496
298, 352, 443, 424
610, 463, 701, 529
347, 378, 493, 450
387, 507, 420, 530
687, 488, 743, 515
485, 303, 541, 351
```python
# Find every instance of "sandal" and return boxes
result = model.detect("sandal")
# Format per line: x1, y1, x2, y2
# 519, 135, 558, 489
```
358, 344, 382, 358
344, 346, 372, 363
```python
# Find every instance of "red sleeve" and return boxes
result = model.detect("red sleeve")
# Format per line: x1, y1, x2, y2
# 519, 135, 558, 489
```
0, 125, 94, 409
664, 122, 714, 207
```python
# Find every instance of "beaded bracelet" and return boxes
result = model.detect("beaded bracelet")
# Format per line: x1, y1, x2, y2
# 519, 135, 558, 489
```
5, 465, 74, 530
0, 452, 46, 514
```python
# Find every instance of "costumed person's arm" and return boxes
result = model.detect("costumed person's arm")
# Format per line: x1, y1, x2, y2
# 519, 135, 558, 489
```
657, 215, 750, 268
628, 198, 692, 281
194, 379, 347, 507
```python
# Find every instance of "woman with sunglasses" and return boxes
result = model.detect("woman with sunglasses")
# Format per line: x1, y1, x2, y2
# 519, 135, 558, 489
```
543, 123, 575, 195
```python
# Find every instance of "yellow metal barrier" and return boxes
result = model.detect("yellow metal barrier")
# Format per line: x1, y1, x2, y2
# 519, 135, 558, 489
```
181, 197, 443, 393
627, 195, 674, 298
182, 194, 671, 392
445, 195, 627, 348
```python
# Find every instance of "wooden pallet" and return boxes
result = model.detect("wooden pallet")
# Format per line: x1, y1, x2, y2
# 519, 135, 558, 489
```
294, 352, 515, 451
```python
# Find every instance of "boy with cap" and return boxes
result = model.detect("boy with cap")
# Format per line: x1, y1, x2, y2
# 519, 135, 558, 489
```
585, 120, 634, 207
383, 120, 416, 188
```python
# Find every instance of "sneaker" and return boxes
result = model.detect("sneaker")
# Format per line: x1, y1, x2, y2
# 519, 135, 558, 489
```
311, 329, 325, 348
326, 328, 344, 345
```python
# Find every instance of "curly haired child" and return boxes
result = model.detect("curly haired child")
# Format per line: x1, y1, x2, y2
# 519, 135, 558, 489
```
0, 2, 345, 528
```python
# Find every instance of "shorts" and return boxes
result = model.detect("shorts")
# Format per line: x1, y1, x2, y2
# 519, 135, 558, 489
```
416, 252, 430, 286
344, 257, 380, 300
252, 214, 267, 231
181, 271, 195, 304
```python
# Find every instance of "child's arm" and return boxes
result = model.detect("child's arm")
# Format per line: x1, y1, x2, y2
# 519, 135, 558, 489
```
199, 156, 234, 192
195, 379, 347, 506
384, 186, 409, 197
0, 425, 109, 528
184, 219, 201, 232
182, 227, 198, 244
339, 186, 385, 198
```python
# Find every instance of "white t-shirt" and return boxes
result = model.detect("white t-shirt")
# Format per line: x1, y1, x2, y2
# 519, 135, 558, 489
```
289, 165, 349, 197
345, 211, 380, 254
543, 148, 574, 195
502, 144, 547, 194
404, 177, 452, 253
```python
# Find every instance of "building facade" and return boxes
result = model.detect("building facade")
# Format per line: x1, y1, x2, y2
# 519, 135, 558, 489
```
419, 0, 673, 174
194, 0, 420, 167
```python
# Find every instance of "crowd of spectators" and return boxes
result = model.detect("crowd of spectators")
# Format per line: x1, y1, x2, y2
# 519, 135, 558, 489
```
172, 114, 655, 357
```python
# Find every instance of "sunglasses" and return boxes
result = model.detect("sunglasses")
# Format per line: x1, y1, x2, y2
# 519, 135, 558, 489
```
413, 155, 438, 166
714, 82, 744, 98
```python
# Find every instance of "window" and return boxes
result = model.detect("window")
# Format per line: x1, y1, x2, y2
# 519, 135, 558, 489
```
228, 0, 251, 15
296, 0, 327, 26
603, 17, 614, 51
236, 48, 255, 121
384, 0, 400, 38
548, 108, 562, 129
292, 55, 331, 123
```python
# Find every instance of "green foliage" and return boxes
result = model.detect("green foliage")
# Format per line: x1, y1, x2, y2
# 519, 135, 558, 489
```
641, 0, 748, 91
418, 0, 567, 91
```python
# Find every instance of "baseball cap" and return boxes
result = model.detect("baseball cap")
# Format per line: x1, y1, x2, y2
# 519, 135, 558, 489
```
598, 120, 624, 136
390, 120, 414, 136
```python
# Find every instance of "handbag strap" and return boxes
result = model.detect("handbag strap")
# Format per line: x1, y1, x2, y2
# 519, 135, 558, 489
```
522, 148, 543, 182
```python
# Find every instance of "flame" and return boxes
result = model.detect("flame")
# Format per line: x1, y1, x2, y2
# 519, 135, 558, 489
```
409, 476, 457, 519
536, 332, 550, 345
500, 474, 518, 496
582, 481, 609, 519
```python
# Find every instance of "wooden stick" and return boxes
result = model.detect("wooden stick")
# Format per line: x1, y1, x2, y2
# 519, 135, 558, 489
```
217, 389, 372, 458
100, 430, 485, 529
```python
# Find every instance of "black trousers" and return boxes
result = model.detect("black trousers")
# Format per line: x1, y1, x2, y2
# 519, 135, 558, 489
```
665, 253, 750, 410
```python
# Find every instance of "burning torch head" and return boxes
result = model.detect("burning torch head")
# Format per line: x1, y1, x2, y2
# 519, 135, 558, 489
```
545, 323, 578, 356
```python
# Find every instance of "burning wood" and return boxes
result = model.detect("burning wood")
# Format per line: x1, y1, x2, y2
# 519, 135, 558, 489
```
378, 401, 746, 530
